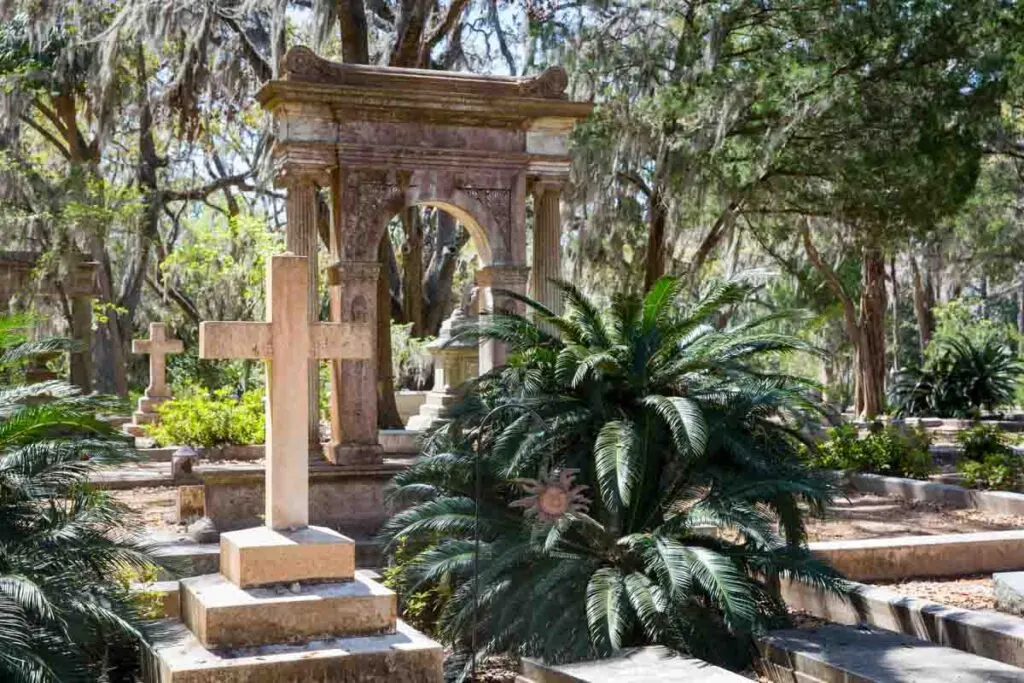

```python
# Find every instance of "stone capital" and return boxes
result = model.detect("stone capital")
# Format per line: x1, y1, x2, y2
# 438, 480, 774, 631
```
475, 264, 531, 290
529, 177, 566, 199
326, 259, 382, 286
275, 162, 333, 189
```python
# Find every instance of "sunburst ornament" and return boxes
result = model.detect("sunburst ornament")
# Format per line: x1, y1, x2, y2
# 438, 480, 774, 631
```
511, 468, 590, 521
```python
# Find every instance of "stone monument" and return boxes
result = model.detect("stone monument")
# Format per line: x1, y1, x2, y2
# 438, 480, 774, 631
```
125, 323, 184, 437
147, 253, 442, 682
406, 308, 479, 432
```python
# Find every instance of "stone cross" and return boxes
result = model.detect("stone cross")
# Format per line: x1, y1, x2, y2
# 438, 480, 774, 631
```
133, 323, 183, 400
199, 253, 372, 530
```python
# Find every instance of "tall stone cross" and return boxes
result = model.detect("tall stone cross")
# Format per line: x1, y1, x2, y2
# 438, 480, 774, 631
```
133, 323, 183, 400
199, 253, 372, 530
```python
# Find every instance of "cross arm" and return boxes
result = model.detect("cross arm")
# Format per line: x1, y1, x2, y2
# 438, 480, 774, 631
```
132, 339, 151, 354
309, 322, 373, 360
199, 322, 272, 360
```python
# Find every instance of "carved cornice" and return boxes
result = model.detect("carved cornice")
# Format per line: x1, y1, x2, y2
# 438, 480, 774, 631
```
283, 46, 570, 100
259, 48, 593, 129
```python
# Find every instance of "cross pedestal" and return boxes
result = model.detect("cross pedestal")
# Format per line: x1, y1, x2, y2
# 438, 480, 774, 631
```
148, 254, 443, 682
126, 323, 183, 437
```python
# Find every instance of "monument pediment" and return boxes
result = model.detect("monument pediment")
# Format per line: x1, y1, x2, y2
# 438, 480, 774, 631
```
257, 46, 593, 129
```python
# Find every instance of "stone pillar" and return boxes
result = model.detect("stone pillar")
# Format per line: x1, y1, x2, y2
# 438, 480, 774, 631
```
475, 264, 530, 374
68, 295, 92, 392
530, 181, 563, 313
280, 169, 323, 452
326, 260, 383, 465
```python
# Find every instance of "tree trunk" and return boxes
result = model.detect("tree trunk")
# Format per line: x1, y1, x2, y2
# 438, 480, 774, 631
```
890, 255, 899, 373
643, 184, 668, 291
401, 207, 425, 336
377, 236, 403, 428
857, 249, 887, 418
910, 255, 934, 356
423, 211, 466, 335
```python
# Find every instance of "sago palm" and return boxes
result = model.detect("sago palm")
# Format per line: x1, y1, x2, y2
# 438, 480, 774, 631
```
0, 315, 161, 682
382, 278, 845, 678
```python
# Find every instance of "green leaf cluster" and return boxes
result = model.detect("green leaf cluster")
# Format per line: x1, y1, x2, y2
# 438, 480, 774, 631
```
956, 424, 1023, 491
382, 277, 846, 675
0, 315, 163, 682
146, 386, 264, 448
807, 423, 934, 480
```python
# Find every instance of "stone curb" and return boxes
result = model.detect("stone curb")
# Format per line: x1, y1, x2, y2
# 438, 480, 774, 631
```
758, 624, 1024, 683
841, 471, 1024, 516
778, 577, 1024, 668
809, 529, 1024, 581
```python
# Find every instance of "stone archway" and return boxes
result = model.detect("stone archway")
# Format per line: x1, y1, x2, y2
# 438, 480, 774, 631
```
258, 46, 592, 465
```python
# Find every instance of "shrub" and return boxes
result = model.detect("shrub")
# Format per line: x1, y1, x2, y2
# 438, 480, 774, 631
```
890, 335, 1024, 418
955, 424, 1022, 491
0, 315, 162, 681
809, 423, 934, 479
147, 385, 265, 448
383, 278, 843, 674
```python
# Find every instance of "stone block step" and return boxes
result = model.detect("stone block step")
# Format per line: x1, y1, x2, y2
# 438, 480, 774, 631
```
150, 536, 383, 579
520, 646, 747, 682
759, 624, 1024, 682
809, 529, 1024, 581
145, 618, 442, 683
180, 572, 396, 648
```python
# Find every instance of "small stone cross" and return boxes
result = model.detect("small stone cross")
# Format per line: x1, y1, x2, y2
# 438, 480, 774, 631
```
133, 323, 183, 400
199, 253, 372, 530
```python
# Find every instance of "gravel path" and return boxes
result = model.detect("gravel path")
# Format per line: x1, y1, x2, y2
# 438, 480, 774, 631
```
806, 493, 1024, 542
872, 576, 996, 611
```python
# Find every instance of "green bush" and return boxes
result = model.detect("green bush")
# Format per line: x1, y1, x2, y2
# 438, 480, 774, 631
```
890, 335, 1023, 418
384, 278, 843, 673
955, 424, 1022, 490
147, 386, 265, 448
809, 422, 934, 479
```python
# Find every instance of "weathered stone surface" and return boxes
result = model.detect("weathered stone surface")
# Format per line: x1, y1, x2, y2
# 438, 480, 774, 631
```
180, 572, 395, 649
194, 459, 411, 538
810, 529, 1024, 581
220, 525, 355, 588
199, 254, 372, 530
145, 618, 443, 683
995, 572, 1024, 617
521, 647, 747, 682
759, 625, 1024, 682
394, 392, 428, 424
778, 577, 1024, 669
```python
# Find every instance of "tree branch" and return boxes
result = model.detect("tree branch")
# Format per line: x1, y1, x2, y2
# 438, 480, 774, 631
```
19, 115, 71, 160
800, 217, 858, 335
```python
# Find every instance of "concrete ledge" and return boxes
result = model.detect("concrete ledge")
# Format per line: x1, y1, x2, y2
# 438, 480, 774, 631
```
759, 624, 1024, 682
521, 647, 747, 682
844, 471, 1024, 516
145, 618, 442, 683
810, 530, 1024, 581
778, 577, 1024, 668
995, 572, 1024, 617
153, 541, 221, 578
180, 572, 396, 648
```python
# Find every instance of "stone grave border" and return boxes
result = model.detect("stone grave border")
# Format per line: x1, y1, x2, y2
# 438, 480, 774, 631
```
840, 470, 1024, 516
777, 577, 1024, 668
811, 529, 1024, 581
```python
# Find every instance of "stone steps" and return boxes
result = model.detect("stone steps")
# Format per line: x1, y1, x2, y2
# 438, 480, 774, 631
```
146, 618, 442, 683
759, 624, 1024, 682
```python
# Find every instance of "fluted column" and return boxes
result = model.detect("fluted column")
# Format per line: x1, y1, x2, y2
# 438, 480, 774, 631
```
280, 168, 323, 452
530, 181, 563, 313
475, 264, 530, 374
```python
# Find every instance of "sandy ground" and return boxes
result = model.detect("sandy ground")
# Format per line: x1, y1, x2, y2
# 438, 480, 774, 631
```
110, 487, 181, 533
805, 493, 1024, 542
872, 575, 996, 611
